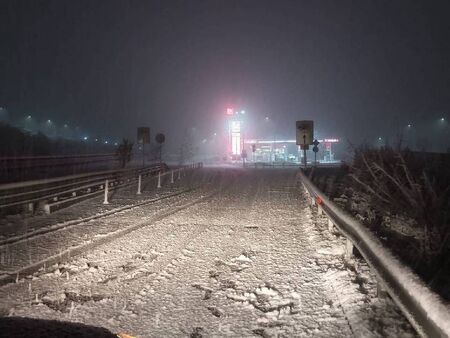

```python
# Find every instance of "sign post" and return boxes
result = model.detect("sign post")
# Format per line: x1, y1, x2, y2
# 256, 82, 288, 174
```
137, 127, 150, 168
296, 120, 314, 168
155, 133, 166, 165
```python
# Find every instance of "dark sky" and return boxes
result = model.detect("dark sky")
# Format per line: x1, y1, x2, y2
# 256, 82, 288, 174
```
1, 0, 449, 148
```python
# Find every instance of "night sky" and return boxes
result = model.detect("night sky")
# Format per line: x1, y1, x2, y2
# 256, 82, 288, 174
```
1, 0, 449, 149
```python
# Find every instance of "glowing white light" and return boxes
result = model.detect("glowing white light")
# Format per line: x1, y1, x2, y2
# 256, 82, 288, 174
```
47, 120, 51, 123
230, 120, 241, 155
407, 124, 412, 128
245, 138, 339, 144
104, 141, 108, 144
83, 136, 88, 140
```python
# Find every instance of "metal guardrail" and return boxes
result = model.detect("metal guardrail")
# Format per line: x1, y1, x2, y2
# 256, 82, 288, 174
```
298, 170, 450, 338
0, 162, 203, 214
0, 164, 164, 213
0, 153, 119, 170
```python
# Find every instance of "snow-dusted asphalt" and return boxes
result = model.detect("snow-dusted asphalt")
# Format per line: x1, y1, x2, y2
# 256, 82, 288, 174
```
0, 168, 416, 337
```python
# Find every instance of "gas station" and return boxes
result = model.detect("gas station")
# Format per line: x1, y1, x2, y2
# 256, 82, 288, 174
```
225, 108, 340, 164
243, 138, 340, 164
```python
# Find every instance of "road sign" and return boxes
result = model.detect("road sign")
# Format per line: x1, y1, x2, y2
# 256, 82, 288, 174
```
312, 139, 320, 153
137, 127, 150, 144
296, 120, 314, 146
155, 133, 165, 144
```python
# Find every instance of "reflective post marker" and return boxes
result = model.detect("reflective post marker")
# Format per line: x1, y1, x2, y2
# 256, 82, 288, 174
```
137, 174, 142, 195
103, 180, 109, 204
157, 171, 161, 188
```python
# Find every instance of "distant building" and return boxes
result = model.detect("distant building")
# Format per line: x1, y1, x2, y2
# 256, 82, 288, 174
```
243, 138, 340, 163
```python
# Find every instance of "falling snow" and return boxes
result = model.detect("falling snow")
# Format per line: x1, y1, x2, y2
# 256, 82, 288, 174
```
0, 169, 416, 337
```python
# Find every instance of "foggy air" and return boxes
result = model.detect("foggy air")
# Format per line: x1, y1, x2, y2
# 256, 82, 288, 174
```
0, 1, 449, 337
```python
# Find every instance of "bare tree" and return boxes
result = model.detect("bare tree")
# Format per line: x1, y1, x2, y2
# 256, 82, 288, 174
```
350, 146, 450, 278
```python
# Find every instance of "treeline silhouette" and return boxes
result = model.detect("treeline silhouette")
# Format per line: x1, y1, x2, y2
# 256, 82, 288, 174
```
0, 123, 113, 156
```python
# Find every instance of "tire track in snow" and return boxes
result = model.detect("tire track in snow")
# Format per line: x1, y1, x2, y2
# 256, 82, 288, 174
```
0, 175, 227, 285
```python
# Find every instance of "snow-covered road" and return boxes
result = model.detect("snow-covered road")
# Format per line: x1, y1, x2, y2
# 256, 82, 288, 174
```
0, 169, 416, 337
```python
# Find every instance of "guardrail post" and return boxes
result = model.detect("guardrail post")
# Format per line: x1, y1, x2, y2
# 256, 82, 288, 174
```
137, 174, 142, 195
345, 238, 353, 258
170, 170, 174, 184
311, 197, 315, 206
178, 169, 181, 180
377, 280, 388, 299
328, 219, 334, 232
103, 180, 109, 204
26, 202, 34, 214
44, 204, 51, 214
317, 205, 323, 215
157, 171, 161, 188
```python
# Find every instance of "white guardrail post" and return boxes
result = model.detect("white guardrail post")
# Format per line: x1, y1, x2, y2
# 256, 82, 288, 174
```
157, 171, 161, 189
298, 169, 450, 338
103, 179, 109, 204
171, 170, 174, 184
137, 174, 142, 195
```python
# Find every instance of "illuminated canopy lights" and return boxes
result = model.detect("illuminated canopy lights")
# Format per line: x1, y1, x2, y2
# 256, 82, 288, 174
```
244, 139, 339, 144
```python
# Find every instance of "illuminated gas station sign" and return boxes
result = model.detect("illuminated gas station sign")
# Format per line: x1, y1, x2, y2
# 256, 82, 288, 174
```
230, 120, 241, 155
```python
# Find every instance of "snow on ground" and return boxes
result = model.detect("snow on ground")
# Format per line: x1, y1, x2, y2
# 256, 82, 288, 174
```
0, 169, 416, 337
